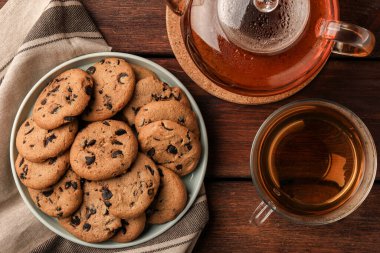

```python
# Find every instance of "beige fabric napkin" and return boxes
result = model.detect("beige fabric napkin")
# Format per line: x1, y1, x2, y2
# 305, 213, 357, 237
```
0, 1, 209, 252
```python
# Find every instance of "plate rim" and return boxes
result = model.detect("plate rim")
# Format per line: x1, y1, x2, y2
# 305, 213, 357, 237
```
9, 52, 208, 249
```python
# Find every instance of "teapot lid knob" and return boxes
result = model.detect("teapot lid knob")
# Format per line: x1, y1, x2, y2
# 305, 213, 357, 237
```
253, 0, 279, 13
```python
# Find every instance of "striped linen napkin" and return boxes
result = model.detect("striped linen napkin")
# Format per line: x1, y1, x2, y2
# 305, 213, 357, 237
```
0, 0, 209, 252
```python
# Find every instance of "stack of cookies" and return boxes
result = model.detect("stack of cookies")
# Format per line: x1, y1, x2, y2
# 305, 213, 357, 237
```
15, 58, 202, 243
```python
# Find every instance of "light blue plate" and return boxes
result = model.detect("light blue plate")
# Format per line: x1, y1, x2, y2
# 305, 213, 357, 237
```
9, 52, 208, 249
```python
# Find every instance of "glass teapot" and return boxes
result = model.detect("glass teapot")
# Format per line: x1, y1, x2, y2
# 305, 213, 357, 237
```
166, 0, 375, 96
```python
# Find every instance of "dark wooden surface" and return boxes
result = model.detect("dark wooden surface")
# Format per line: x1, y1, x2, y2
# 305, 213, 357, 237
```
2, 0, 380, 252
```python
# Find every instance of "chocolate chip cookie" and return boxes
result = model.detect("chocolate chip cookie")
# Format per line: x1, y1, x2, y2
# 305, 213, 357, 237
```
32, 69, 93, 130
135, 100, 199, 136
101, 153, 160, 219
28, 169, 83, 218
59, 180, 121, 243
70, 120, 138, 180
131, 63, 158, 81
122, 76, 190, 126
16, 118, 78, 163
112, 214, 146, 243
138, 120, 201, 176
82, 58, 135, 121
15, 151, 70, 190
147, 167, 187, 224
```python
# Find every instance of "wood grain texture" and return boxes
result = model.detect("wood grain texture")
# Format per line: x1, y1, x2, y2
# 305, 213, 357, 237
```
195, 181, 380, 253
151, 58, 380, 179
1, 1, 380, 252
0, 0, 379, 56
82, 0, 380, 57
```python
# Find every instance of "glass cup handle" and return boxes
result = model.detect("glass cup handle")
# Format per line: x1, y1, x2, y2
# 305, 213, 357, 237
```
319, 20, 376, 57
249, 201, 273, 226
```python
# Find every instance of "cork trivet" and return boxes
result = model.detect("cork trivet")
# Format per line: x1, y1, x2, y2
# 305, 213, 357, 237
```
166, 7, 319, 105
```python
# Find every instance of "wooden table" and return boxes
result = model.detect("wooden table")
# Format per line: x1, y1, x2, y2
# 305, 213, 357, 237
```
4, 0, 380, 252
85, 2, 380, 251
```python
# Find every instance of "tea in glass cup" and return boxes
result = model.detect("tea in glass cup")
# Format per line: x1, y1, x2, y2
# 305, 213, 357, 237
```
250, 100, 377, 225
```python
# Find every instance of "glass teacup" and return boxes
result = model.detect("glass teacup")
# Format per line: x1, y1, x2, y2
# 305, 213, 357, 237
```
249, 100, 377, 225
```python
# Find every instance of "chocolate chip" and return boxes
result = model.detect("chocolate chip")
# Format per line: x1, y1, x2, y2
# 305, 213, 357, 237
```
57, 212, 63, 217
111, 150, 123, 158
68, 87, 72, 92
43, 134, 57, 147
121, 219, 129, 230
85, 207, 97, 219
56, 207, 62, 211
41, 98, 47, 105
19, 158, 25, 167
100, 59, 105, 64
176, 164, 183, 170
117, 73, 128, 84
104, 209, 109, 215
51, 106, 61, 114
112, 140, 123, 145
83, 223, 91, 231
25, 127, 34, 135
72, 182, 78, 190
129, 202, 135, 207
105, 102, 113, 110
86, 66, 96, 75
85, 156, 95, 165
178, 116, 185, 124
51, 85, 60, 93
185, 143, 192, 150
20, 165, 28, 179
186, 131, 191, 140
59, 187, 63, 192
148, 189, 154, 196
99, 90, 103, 94
167, 145, 178, 154
103, 121, 110, 126
85, 86, 93, 95
70, 216, 81, 226
115, 129, 127, 136
145, 165, 154, 175
64, 116, 75, 122
120, 226, 127, 235
104, 201, 112, 207
25, 121, 30, 127
158, 168, 164, 177
147, 148, 155, 157
102, 187, 113, 200
36, 196, 41, 207
42, 189, 54, 197
65, 181, 72, 189
117, 59, 120, 65
86, 139, 96, 147
47, 157, 57, 165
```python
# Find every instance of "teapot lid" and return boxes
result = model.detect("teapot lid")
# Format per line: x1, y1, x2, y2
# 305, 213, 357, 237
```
217, 0, 310, 54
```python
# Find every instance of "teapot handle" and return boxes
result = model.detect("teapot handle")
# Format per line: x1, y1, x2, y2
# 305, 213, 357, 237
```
319, 20, 376, 57
165, 0, 187, 16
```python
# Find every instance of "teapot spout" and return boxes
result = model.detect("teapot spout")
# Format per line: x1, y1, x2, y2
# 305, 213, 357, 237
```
166, 0, 187, 16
